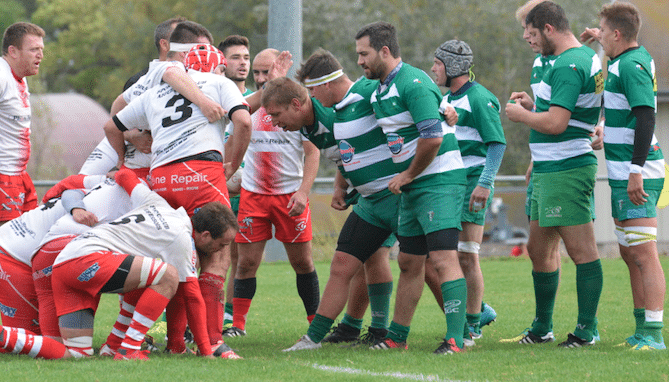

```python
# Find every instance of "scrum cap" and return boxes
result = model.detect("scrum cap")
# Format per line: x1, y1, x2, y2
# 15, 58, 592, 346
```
185, 44, 227, 73
434, 40, 473, 79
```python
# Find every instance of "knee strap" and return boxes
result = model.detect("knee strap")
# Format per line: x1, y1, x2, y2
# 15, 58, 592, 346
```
458, 241, 481, 254
614, 226, 629, 247
624, 226, 657, 247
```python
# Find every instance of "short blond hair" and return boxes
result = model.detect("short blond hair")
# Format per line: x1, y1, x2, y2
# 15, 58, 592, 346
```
599, 2, 641, 42
261, 77, 309, 108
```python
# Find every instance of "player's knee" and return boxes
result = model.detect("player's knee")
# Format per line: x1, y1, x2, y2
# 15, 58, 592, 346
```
159, 265, 179, 297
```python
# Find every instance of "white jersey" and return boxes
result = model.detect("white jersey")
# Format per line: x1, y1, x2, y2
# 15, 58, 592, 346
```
79, 137, 151, 174
122, 60, 185, 104
0, 58, 31, 175
241, 106, 307, 194
0, 175, 106, 265
115, 70, 247, 169
40, 178, 133, 246
54, 183, 197, 282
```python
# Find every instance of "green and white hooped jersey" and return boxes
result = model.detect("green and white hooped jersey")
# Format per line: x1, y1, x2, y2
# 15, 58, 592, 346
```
531, 45, 603, 173
370, 63, 465, 188
334, 77, 396, 199
603, 46, 664, 190
445, 81, 506, 176
530, 54, 554, 101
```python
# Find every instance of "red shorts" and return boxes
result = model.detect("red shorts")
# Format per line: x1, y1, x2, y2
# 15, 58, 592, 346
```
235, 189, 312, 244
149, 160, 230, 216
0, 172, 38, 221
0, 248, 39, 333
32, 235, 76, 337
52, 251, 129, 317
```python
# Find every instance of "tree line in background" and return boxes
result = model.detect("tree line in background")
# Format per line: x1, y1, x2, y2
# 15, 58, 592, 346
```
3, 0, 601, 176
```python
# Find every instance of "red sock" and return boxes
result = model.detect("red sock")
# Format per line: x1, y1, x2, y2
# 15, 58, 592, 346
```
199, 272, 225, 344
232, 298, 252, 330
307, 314, 315, 324
119, 288, 169, 351
1, 327, 68, 359
104, 289, 143, 350
165, 293, 188, 353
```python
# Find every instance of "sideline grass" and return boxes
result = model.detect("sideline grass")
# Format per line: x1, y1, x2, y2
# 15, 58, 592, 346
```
1, 256, 667, 382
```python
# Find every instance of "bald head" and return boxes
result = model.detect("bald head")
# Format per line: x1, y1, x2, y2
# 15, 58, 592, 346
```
252, 48, 280, 89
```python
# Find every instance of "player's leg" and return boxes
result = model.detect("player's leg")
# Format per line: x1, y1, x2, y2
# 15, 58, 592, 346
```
198, 244, 229, 344
458, 222, 485, 342
0, 253, 40, 334
322, 265, 366, 344
223, 241, 239, 333
619, 217, 665, 349
233, 241, 266, 334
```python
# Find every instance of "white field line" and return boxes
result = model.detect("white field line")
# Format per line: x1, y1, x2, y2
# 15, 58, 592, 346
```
310, 363, 473, 382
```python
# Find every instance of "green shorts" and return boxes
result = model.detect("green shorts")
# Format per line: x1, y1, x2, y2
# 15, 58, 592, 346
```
530, 165, 596, 227
352, 191, 400, 234
610, 187, 660, 221
397, 184, 464, 237
461, 174, 493, 226
525, 172, 533, 217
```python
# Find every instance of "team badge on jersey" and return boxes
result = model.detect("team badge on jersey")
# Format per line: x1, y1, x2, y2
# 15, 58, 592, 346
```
387, 133, 404, 155
78, 263, 100, 282
339, 140, 355, 163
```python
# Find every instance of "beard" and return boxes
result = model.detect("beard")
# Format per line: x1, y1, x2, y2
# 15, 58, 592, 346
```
539, 31, 557, 56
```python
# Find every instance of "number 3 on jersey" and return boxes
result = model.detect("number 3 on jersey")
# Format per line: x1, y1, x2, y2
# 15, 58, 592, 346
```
162, 94, 193, 127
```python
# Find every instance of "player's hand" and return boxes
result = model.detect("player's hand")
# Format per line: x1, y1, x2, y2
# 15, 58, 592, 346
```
200, 97, 227, 123
388, 172, 413, 194
628, 173, 648, 206
124, 130, 153, 154
269, 51, 293, 80
525, 162, 533, 186
590, 121, 604, 150
469, 186, 491, 213
580, 27, 600, 44
72, 208, 98, 227
442, 104, 459, 126
287, 190, 308, 216
331, 187, 348, 211
223, 162, 238, 181
505, 100, 527, 123
508, 91, 534, 111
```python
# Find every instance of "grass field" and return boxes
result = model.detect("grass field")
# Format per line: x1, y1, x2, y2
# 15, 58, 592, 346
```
1, 256, 668, 382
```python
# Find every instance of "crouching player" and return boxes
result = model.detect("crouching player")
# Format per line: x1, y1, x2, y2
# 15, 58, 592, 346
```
0, 169, 240, 360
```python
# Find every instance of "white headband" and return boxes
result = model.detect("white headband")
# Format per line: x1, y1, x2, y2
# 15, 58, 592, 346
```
170, 42, 199, 52
303, 69, 344, 87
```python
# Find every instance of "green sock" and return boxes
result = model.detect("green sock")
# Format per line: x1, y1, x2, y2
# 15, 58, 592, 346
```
574, 260, 603, 341
645, 321, 664, 343
224, 302, 233, 325
441, 278, 467, 348
368, 282, 392, 329
465, 313, 482, 336
531, 269, 559, 336
307, 314, 335, 343
386, 321, 410, 343
633, 308, 645, 336
341, 314, 363, 330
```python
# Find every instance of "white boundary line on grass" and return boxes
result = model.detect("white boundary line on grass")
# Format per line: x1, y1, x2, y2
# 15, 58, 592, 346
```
311, 363, 468, 382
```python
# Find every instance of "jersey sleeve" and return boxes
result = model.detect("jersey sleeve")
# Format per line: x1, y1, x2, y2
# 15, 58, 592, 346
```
621, 58, 655, 109
217, 78, 249, 117
471, 92, 506, 145
114, 93, 150, 131
547, 63, 584, 112
402, 76, 443, 124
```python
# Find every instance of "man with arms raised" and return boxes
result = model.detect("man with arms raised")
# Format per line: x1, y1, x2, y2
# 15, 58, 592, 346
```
581, 2, 665, 350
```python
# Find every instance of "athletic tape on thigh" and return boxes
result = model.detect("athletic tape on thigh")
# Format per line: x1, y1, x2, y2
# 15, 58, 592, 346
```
138, 257, 168, 288
458, 241, 481, 254
614, 226, 629, 247
624, 226, 657, 247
